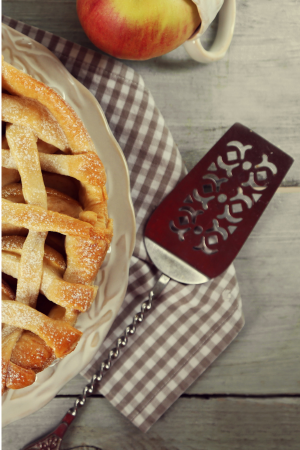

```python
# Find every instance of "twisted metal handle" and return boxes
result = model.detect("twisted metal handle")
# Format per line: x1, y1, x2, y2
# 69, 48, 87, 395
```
68, 273, 170, 416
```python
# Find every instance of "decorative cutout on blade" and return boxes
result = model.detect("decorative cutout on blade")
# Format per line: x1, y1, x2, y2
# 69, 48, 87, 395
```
145, 123, 293, 279
169, 130, 280, 255
178, 206, 203, 224
256, 154, 277, 175
227, 141, 252, 159
230, 187, 252, 209
217, 156, 239, 177
202, 174, 228, 192
193, 189, 214, 209
217, 205, 243, 223
169, 221, 190, 241
242, 172, 267, 191
206, 219, 228, 241
194, 236, 218, 254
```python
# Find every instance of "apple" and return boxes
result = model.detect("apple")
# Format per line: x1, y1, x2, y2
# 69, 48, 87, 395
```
76, 0, 201, 60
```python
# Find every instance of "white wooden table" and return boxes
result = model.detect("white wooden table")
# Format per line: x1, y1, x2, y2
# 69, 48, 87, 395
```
2, 1, 300, 449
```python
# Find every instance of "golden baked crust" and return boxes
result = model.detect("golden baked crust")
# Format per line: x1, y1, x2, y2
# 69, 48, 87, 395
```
1, 57, 113, 393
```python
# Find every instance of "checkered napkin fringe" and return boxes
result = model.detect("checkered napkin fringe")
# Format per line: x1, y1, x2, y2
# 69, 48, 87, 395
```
3, 16, 245, 433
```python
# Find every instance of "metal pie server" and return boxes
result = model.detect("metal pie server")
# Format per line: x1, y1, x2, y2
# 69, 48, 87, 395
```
21, 123, 293, 450
145, 122, 294, 288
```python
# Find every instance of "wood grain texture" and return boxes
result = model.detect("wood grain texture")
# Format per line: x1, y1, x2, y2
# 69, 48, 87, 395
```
3, 397, 300, 450
2, 1, 300, 449
3, 0, 300, 180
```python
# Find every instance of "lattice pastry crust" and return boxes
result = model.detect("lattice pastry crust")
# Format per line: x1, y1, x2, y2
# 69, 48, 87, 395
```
1, 57, 113, 394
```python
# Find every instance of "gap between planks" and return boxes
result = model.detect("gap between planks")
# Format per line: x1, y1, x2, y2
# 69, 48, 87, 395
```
55, 393, 300, 399
277, 186, 300, 193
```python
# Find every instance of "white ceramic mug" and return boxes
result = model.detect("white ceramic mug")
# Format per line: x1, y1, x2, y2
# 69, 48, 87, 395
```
184, 0, 236, 63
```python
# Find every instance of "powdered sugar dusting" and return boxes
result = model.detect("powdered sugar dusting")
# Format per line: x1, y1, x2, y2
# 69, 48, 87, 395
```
2, 93, 69, 151
2, 55, 112, 392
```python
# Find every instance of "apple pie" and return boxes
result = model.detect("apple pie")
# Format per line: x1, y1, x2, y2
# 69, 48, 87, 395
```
1, 56, 113, 394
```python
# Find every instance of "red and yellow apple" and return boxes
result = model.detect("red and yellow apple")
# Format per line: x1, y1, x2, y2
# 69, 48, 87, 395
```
76, 0, 201, 60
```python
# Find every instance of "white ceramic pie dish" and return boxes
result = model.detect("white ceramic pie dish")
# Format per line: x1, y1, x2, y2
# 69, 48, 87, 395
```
1, 23, 136, 427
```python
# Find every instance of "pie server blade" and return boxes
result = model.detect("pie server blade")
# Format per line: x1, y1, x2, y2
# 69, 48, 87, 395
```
144, 122, 294, 294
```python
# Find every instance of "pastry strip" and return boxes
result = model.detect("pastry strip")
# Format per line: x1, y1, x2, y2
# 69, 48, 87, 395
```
2, 93, 69, 151
2, 300, 82, 358
2, 252, 97, 312
2, 199, 110, 240
2, 59, 95, 154
2, 149, 106, 189
3, 122, 48, 390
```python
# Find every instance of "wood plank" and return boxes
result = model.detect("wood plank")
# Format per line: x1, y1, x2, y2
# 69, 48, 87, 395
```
3, 396, 300, 450
3, 1, 300, 182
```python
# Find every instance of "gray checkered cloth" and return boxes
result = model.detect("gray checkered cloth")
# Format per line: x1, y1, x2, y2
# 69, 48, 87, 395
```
3, 16, 245, 433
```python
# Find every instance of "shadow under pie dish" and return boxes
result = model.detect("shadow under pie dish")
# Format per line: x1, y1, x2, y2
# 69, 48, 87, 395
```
1, 56, 113, 394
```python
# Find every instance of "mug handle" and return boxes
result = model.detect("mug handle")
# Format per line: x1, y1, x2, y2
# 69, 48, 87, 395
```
184, 0, 236, 63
